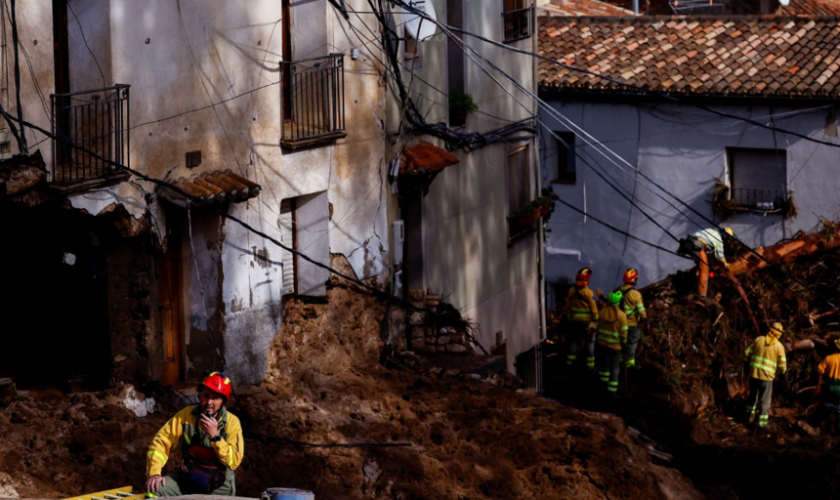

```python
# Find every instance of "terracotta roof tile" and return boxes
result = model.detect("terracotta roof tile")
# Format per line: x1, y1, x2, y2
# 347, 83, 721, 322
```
538, 16, 840, 98
163, 170, 261, 207
400, 141, 460, 175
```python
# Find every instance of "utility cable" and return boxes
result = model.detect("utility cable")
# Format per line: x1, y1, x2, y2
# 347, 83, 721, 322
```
375, 0, 839, 311
0, 107, 492, 351
445, 22, 840, 151
247, 433, 411, 448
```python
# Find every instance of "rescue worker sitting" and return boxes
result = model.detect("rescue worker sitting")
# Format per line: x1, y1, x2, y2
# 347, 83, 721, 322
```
679, 226, 735, 297
816, 338, 840, 434
563, 267, 599, 370
617, 269, 647, 369
744, 323, 787, 428
145, 372, 244, 497
596, 290, 628, 398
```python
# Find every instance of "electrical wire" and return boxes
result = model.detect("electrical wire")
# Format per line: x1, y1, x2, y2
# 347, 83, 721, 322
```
378, 0, 838, 311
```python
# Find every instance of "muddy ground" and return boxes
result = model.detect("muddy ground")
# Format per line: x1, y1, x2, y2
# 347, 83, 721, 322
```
547, 242, 840, 499
0, 276, 702, 500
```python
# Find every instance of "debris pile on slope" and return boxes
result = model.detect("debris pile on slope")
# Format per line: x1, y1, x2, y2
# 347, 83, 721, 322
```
231, 274, 704, 499
0, 266, 703, 499
622, 227, 840, 499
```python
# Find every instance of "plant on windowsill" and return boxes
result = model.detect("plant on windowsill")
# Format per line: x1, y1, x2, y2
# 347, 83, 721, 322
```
538, 186, 560, 221
449, 90, 479, 126
513, 201, 541, 226
711, 178, 745, 219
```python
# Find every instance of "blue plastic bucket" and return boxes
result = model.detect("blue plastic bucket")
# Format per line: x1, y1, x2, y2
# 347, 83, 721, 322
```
261, 488, 315, 500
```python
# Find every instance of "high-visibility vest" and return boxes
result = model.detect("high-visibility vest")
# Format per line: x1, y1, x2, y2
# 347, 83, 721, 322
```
596, 305, 628, 351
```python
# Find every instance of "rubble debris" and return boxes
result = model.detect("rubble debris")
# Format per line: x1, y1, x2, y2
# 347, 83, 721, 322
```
0, 378, 17, 406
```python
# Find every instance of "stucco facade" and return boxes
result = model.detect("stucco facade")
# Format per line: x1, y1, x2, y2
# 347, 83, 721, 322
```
538, 97, 840, 303
5, 0, 389, 385
385, 0, 544, 370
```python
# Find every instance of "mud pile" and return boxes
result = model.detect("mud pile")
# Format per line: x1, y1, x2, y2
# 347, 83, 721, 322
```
230, 278, 701, 500
0, 386, 168, 498
625, 244, 840, 498
0, 273, 702, 499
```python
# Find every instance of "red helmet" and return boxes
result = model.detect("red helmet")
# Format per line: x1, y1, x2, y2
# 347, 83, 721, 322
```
198, 372, 232, 401
575, 267, 593, 285
623, 268, 639, 284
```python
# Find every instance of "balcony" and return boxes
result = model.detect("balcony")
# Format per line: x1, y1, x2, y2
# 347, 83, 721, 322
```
280, 54, 346, 149
502, 5, 534, 43
50, 85, 130, 192
731, 188, 786, 211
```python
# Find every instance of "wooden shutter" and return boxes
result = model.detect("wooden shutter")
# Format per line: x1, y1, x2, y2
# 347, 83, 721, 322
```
279, 199, 296, 295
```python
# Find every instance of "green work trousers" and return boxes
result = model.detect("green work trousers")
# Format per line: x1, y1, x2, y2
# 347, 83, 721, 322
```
565, 321, 595, 369
147, 469, 235, 498
818, 380, 840, 434
596, 345, 621, 396
624, 326, 641, 368
746, 377, 773, 427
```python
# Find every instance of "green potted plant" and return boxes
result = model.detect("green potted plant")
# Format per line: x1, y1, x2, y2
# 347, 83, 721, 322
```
449, 90, 479, 126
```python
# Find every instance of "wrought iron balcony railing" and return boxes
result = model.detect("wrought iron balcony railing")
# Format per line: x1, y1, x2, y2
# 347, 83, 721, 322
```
280, 54, 346, 149
502, 6, 534, 43
50, 84, 130, 188
731, 188, 785, 210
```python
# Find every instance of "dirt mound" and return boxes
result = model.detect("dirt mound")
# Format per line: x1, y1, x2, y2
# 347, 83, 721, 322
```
231, 279, 701, 499
0, 386, 168, 498
0, 275, 702, 499
619, 244, 840, 498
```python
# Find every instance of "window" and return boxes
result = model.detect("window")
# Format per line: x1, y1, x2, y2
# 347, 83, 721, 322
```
507, 144, 534, 240
508, 144, 531, 215
502, 0, 533, 43
280, 193, 331, 297
548, 131, 576, 184
727, 148, 787, 209
447, 0, 466, 127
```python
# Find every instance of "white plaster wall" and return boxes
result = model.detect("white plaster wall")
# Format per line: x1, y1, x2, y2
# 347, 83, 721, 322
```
60, 0, 388, 384
539, 99, 840, 295
3, 1, 56, 166
385, 0, 542, 362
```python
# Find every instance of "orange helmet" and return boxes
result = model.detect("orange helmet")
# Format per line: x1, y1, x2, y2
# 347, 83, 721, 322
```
623, 268, 639, 284
575, 267, 593, 286
199, 371, 232, 401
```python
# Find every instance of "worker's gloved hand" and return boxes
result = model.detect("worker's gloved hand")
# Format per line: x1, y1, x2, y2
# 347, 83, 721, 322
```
588, 321, 597, 332
723, 261, 731, 270
145, 475, 166, 493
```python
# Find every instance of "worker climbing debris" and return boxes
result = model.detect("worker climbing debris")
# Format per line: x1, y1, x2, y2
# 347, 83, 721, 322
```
563, 267, 599, 370
744, 323, 788, 428
678, 226, 734, 297
816, 338, 840, 434
596, 290, 628, 398
617, 268, 647, 369
145, 372, 243, 497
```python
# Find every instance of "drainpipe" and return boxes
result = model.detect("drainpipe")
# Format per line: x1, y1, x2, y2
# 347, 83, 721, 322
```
633, 0, 640, 14
532, 23, 547, 341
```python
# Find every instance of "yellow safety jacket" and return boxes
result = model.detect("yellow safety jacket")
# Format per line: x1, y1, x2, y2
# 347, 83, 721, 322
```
596, 305, 628, 351
146, 405, 244, 478
618, 284, 647, 327
565, 285, 599, 323
744, 335, 787, 381
818, 353, 840, 385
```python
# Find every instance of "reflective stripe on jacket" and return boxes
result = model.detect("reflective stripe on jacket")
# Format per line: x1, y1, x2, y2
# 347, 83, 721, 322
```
146, 405, 244, 477
745, 335, 787, 381
565, 285, 598, 323
618, 284, 647, 327
691, 228, 726, 263
819, 353, 840, 384
596, 304, 628, 351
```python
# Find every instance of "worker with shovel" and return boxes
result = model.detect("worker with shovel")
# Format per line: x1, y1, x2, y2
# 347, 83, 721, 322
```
816, 338, 840, 434
744, 323, 787, 428
678, 226, 734, 297
563, 267, 599, 370
145, 372, 243, 497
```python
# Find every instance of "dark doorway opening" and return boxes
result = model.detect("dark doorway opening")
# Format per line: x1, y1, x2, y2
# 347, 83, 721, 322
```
0, 203, 113, 391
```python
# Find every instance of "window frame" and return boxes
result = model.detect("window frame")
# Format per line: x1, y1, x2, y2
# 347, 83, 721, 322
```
726, 147, 788, 210
550, 131, 576, 185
